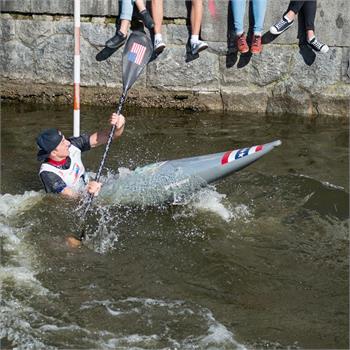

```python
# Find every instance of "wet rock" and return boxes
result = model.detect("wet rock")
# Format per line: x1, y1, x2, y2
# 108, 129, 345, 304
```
221, 86, 269, 114
268, 81, 313, 116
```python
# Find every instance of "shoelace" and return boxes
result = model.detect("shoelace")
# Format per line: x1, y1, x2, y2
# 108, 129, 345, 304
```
238, 36, 246, 45
275, 19, 288, 30
310, 39, 323, 50
252, 36, 260, 45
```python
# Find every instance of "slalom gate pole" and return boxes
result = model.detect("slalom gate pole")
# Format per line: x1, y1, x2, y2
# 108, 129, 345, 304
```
73, 0, 81, 136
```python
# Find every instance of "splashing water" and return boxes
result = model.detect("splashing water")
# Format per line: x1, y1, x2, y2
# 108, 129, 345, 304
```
99, 165, 207, 207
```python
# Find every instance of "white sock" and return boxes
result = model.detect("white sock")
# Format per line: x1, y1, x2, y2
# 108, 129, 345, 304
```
254, 32, 262, 37
284, 14, 293, 23
191, 35, 199, 44
154, 33, 162, 42
236, 31, 244, 36
307, 35, 315, 43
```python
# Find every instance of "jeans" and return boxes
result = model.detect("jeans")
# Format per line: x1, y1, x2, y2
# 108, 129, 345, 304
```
231, 0, 267, 35
120, 0, 136, 21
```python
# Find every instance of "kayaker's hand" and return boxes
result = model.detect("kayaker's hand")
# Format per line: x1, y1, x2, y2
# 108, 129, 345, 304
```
110, 113, 125, 138
110, 113, 125, 130
86, 181, 102, 196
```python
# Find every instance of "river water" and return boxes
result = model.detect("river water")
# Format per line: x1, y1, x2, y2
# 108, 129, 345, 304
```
1, 103, 348, 349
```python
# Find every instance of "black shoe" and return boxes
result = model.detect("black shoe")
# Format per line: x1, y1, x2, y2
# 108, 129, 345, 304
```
307, 37, 329, 53
139, 9, 154, 30
270, 16, 294, 35
105, 30, 127, 49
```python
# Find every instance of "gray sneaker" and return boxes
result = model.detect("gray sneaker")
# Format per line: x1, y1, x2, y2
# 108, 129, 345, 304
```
191, 40, 208, 55
154, 38, 166, 54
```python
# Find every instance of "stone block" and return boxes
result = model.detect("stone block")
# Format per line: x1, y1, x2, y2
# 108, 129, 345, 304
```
0, 0, 31, 13
80, 40, 122, 87
30, 0, 73, 15
147, 47, 219, 89
316, 0, 350, 47
0, 41, 34, 80
0, 18, 16, 42
163, 0, 188, 18
195, 90, 223, 110
220, 45, 293, 87
268, 80, 313, 116
35, 34, 74, 84
15, 19, 54, 47
314, 84, 350, 117
164, 24, 189, 45
81, 22, 115, 48
221, 85, 269, 113
80, 0, 119, 16
341, 47, 350, 82
290, 46, 343, 92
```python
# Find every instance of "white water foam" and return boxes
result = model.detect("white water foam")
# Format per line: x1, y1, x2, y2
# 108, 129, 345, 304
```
173, 187, 252, 223
80, 297, 246, 349
0, 191, 55, 349
0, 191, 43, 217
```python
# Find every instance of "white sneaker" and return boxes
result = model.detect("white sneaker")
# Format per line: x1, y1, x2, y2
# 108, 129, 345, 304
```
154, 38, 166, 54
191, 40, 208, 55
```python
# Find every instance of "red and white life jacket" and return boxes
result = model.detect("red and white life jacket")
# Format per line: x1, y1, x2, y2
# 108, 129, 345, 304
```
39, 145, 86, 191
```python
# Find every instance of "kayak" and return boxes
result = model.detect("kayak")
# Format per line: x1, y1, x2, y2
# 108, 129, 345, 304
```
101, 140, 282, 206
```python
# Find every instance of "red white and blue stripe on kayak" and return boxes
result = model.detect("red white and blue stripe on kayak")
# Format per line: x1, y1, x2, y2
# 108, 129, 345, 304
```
221, 145, 263, 165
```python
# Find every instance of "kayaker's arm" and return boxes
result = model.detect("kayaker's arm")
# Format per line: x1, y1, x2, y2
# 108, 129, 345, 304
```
90, 113, 125, 148
60, 181, 102, 198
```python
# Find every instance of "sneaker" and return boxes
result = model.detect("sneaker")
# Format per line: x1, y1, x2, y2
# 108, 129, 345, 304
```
154, 38, 166, 54
307, 37, 329, 53
251, 35, 262, 54
236, 33, 249, 53
270, 16, 294, 35
105, 30, 127, 49
139, 9, 154, 30
191, 40, 208, 55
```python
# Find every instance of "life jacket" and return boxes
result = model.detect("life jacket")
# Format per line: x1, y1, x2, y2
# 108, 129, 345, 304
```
39, 145, 86, 191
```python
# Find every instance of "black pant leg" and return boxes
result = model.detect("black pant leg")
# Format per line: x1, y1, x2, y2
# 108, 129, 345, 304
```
302, 0, 317, 31
287, 1, 305, 15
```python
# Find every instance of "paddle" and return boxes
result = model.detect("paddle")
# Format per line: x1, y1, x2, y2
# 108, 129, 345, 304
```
77, 31, 153, 241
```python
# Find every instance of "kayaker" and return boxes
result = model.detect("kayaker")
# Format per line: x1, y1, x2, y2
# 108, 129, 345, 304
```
36, 112, 125, 198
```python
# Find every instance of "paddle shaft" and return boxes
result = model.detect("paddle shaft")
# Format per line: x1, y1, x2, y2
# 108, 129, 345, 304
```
79, 91, 127, 239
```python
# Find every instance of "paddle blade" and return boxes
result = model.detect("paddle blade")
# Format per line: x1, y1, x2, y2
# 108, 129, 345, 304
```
122, 31, 153, 91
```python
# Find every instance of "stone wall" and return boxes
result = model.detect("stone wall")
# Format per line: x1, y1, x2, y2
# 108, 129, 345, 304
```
1, 0, 349, 117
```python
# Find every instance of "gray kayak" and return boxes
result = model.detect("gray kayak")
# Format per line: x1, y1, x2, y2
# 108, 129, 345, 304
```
101, 140, 282, 206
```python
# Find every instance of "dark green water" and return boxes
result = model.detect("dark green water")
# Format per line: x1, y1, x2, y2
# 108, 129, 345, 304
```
1, 103, 349, 349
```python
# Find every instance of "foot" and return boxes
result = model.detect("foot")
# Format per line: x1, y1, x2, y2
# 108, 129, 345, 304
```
251, 35, 262, 54
154, 38, 166, 54
105, 30, 127, 49
307, 36, 329, 53
65, 235, 82, 248
139, 9, 154, 30
191, 40, 208, 55
236, 33, 249, 53
270, 15, 294, 35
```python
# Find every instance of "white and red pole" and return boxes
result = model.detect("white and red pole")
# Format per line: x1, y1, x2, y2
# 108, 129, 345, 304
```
73, 0, 81, 136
